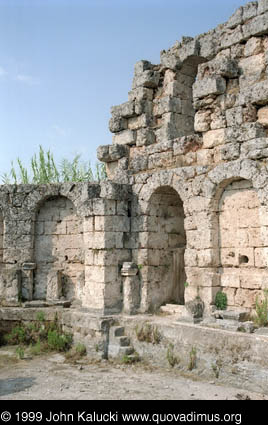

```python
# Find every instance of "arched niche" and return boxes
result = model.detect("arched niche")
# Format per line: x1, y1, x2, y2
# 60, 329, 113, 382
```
33, 196, 84, 302
146, 186, 186, 310
218, 178, 264, 310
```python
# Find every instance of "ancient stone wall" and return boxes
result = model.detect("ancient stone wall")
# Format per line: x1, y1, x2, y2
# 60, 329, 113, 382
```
0, 182, 132, 314
1, 0, 268, 316
98, 0, 268, 313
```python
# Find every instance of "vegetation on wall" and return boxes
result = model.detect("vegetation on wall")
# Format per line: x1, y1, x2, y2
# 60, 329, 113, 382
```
1, 145, 107, 184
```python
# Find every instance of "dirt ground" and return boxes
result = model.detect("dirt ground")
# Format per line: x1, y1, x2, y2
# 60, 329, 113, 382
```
0, 346, 267, 400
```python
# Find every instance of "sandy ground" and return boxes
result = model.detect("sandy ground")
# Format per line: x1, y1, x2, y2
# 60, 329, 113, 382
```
0, 346, 267, 400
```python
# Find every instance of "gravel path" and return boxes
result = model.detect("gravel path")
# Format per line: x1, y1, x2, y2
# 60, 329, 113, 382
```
0, 347, 267, 400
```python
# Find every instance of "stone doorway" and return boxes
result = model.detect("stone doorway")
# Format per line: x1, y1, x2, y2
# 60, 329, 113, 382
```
147, 186, 186, 309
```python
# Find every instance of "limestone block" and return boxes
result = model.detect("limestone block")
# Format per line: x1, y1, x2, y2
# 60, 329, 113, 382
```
134, 99, 153, 116
154, 96, 182, 116
184, 249, 198, 267
243, 2, 258, 20
257, 107, 268, 127
244, 37, 263, 57
220, 270, 240, 288
197, 57, 239, 79
94, 216, 130, 233
238, 80, 268, 106
193, 77, 226, 99
203, 128, 226, 148
210, 110, 226, 130
226, 6, 243, 28
258, 0, 268, 13
146, 232, 168, 249
136, 128, 155, 147
132, 70, 160, 90
148, 152, 174, 170
128, 87, 154, 102
220, 26, 244, 49
239, 54, 265, 82
112, 130, 136, 146
92, 199, 116, 215
198, 30, 219, 60
241, 138, 268, 159
243, 12, 268, 38
160, 49, 181, 70
111, 101, 135, 119
225, 122, 266, 142
176, 37, 200, 62
235, 288, 258, 308
226, 106, 244, 127
222, 287, 236, 306
109, 116, 128, 133
198, 249, 220, 267
255, 247, 268, 267
240, 273, 262, 290
184, 216, 197, 231
238, 207, 259, 228
101, 182, 132, 201
249, 227, 268, 247
194, 110, 211, 132
220, 249, 238, 267
84, 232, 123, 250
127, 114, 148, 130
129, 154, 148, 173
163, 80, 192, 99
214, 143, 240, 162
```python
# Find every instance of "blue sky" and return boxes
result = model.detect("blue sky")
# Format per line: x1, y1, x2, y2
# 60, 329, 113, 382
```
0, 0, 246, 178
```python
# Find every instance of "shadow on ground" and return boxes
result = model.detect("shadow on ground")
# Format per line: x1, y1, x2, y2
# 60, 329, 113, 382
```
0, 377, 36, 397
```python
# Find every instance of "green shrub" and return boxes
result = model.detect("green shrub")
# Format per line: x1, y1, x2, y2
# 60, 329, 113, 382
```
15, 346, 24, 360
215, 291, 227, 310
166, 343, 179, 368
255, 290, 268, 327
75, 343, 87, 356
47, 330, 72, 352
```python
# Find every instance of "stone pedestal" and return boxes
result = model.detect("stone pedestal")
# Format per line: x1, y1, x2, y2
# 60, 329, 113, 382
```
22, 262, 36, 301
121, 262, 140, 315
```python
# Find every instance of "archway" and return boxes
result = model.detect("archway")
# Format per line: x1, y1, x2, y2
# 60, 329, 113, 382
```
0, 210, 3, 272
33, 196, 84, 301
147, 186, 186, 309
218, 179, 263, 310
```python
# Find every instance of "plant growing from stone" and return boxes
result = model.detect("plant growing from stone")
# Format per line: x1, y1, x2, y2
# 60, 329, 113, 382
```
215, 291, 227, 310
254, 289, 268, 327
1, 145, 107, 184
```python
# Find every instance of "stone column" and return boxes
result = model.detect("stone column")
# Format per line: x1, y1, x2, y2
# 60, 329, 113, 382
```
121, 262, 140, 315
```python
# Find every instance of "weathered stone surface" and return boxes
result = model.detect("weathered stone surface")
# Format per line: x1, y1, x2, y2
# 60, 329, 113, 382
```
193, 77, 226, 99
112, 130, 136, 146
257, 106, 268, 127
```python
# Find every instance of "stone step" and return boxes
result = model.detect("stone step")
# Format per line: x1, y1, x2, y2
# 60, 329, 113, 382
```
213, 310, 249, 322
160, 304, 187, 316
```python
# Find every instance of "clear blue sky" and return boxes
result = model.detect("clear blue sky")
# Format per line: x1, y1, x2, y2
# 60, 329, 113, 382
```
0, 0, 246, 178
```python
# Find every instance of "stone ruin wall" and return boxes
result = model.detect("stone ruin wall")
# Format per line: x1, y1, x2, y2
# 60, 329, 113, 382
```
0, 182, 132, 314
97, 0, 268, 313
1, 0, 268, 316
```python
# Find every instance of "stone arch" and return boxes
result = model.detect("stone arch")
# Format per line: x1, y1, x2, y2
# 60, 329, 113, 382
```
217, 177, 265, 311
0, 208, 3, 272
33, 195, 84, 302
140, 185, 186, 311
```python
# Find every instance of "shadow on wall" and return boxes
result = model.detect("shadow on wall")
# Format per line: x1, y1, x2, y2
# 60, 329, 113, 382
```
142, 185, 186, 311
32, 196, 85, 302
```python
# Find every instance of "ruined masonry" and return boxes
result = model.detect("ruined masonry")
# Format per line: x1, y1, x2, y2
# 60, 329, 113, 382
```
1, 0, 268, 319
